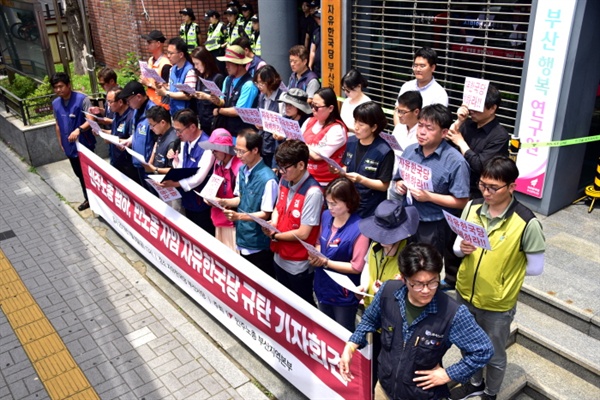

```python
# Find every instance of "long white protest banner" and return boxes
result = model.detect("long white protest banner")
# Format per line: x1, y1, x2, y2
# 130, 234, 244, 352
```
77, 143, 372, 400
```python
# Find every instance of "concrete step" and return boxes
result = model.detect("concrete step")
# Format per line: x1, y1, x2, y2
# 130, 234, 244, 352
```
519, 284, 600, 341
445, 343, 600, 400
514, 302, 600, 390
444, 300, 600, 400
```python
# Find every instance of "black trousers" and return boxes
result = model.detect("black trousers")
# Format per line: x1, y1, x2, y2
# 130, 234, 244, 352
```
185, 208, 215, 236
410, 219, 460, 285
273, 262, 316, 307
69, 156, 88, 201
242, 250, 275, 278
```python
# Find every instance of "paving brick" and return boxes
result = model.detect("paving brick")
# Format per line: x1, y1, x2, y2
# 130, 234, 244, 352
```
6, 378, 29, 399
97, 381, 130, 400
153, 356, 183, 378
132, 380, 164, 398
141, 385, 177, 400
148, 334, 180, 357
171, 380, 206, 399
173, 363, 209, 386
134, 364, 159, 384
158, 371, 184, 392
199, 373, 226, 395
84, 366, 106, 386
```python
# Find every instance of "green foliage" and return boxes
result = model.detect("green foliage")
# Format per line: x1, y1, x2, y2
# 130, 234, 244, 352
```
1, 74, 38, 99
117, 51, 141, 85
0, 52, 141, 125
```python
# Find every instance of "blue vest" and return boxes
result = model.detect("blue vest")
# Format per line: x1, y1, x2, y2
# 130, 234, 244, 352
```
247, 55, 265, 77
343, 136, 392, 218
288, 69, 319, 92
52, 92, 96, 158
109, 107, 133, 168
378, 281, 459, 400
180, 132, 210, 212
222, 72, 258, 136
169, 61, 195, 115
314, 211, 362, 306
131, 99, 157, 167
258, 88, 284, 155
236, 159, 277, 251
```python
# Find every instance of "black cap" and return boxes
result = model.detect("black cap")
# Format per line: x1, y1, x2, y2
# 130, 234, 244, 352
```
224, 6, 238, 15
313, 8, 322, 18
141, 30, 166, 42
204, 10, 220, 20
117, 81, 145, 100
309, 0, 320, 8
227, 1, 240, 7
251, 14, 259, 22
179, 8, 195, 20
240, 4, 250, 11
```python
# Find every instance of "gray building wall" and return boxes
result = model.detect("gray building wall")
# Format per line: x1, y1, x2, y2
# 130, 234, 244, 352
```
517, 0, 600, 214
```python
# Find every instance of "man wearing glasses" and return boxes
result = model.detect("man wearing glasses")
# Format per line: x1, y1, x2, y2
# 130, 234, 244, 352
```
392, 90, 423, 153
451, 156, 545, 400
446, 84, 509, 199
395, 47, 448, 108
264, 140, 323, 306
160, 109, 214, 235
221, 129, 278, 277
116, 81, 156, 188
339, 243, 493, 400
391, 104, 470, 291
105, 88, 138, 184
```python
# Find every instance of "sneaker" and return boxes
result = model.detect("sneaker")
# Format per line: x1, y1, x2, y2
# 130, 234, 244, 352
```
450, 380, 485, 399
481, 394, 497, 400
77, 200, 90, 211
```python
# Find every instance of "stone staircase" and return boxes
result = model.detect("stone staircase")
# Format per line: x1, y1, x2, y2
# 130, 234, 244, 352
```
445, 284, 600, 400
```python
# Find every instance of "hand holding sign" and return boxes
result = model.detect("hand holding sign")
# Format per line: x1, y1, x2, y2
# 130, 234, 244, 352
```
463, 77, 490, 112
174, 83, 196, 95
443, 210, 491, 250
200, 78, 224, 97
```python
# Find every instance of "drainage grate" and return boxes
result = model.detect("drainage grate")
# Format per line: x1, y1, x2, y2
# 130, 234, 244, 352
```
0, 230, 16, 241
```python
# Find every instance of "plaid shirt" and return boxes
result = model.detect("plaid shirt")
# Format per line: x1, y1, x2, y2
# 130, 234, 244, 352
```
349, 283, 493, 383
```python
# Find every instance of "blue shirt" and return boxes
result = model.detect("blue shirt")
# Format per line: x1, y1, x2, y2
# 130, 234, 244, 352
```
221, 76, 259, 108
395, 140, 470, 221
349, 283, 493, 384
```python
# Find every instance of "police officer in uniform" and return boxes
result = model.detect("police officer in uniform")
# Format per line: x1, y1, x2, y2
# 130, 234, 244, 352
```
179, 8, 200, 53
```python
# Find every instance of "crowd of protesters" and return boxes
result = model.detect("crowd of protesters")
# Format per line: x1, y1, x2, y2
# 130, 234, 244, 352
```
50, 2, 545, 399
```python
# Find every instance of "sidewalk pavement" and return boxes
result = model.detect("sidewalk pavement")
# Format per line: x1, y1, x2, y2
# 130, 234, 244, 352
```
0, 141, 294, 399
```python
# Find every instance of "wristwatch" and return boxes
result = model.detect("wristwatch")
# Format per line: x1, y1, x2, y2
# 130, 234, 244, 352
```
154, 168, 159, 174
270, 232, 277, 241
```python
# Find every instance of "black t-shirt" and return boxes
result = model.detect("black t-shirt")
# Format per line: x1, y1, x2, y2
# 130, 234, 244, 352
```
353, 141, 395, 183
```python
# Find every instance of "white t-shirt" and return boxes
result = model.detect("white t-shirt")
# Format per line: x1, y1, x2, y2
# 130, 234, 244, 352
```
396, 77, 448, 107
340, 94, 371, 132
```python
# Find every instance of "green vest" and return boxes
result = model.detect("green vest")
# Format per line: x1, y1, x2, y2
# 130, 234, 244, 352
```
456, 198, 535, 312
206, 22, 225, 51
180, 22, 199, 51
363, 241, 407, 307
252, 33, 261, 56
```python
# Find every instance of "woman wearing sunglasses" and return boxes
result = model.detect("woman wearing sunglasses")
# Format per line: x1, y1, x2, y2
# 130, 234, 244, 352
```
302, 87, 348, 187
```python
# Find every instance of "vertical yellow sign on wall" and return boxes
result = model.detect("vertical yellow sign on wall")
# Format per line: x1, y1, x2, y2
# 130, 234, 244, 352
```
322, 0, 342, 94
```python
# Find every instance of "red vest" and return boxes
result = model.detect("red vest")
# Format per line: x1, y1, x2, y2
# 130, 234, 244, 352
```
271, 175, 321, 261
303, 117, 347, 185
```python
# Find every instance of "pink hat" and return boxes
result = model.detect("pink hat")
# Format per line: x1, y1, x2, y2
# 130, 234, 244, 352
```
199, 128, 235, 155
